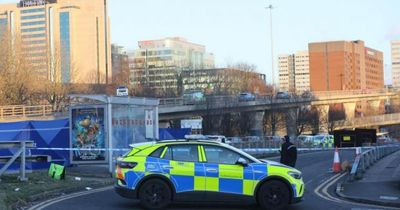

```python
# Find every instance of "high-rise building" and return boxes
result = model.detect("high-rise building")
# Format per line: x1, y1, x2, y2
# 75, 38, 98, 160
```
111, 44, 129, 85
130, 37, 215, 93
0, 0, 111, 83
392, 41, 400, 87
278, 54, 295, 92
309, 40, 383, 91
278, 51, 310, 92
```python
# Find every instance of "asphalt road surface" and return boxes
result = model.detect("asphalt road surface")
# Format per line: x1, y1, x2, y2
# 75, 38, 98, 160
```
36, 150, 391, 210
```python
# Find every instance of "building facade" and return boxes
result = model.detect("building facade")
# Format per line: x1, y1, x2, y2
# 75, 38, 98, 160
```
309, 40, 383, 91
130, 37, 215, 94
131, 37, 215, 70
392, 41, 400, 87
278, 51, 310, 92
111, 44, 129, 85
0, 0, 111, 83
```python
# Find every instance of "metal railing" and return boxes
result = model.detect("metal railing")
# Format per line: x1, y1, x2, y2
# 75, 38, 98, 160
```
349, 145, 400, 181
0, 105, 53, 120
336, 113, 400, 129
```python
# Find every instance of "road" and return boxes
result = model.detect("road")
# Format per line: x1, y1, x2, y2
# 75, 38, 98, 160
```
34, 150, 391, 210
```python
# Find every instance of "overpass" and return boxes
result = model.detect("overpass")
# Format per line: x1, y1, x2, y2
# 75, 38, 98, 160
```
0, 89, 398, 135
158, 89, 396, 120
336, 112, 400, 129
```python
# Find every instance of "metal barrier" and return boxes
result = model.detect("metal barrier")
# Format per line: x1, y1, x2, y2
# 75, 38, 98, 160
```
349, 145, 400, 181
0, 140, 35, 181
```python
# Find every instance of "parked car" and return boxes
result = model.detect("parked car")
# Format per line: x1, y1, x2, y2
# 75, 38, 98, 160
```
183, 90, 205, 105
205, 135, 230, 144
296, 135, 313, 144
264, 136, 282, 142
116, 86, 129, 97
276, 91, 291, 99
238, 92, 256, 101
227, 137, 242, 143
301, 91, 313, 99
115, 140, 304, 210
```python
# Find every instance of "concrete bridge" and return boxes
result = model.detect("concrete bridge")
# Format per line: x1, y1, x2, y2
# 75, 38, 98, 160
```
0, 89, 398, 135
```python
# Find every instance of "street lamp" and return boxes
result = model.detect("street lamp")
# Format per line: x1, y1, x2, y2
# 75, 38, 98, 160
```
265, 4, 275, 92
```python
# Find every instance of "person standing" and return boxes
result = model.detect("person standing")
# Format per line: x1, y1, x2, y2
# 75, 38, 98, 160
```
280, 135, 297, 167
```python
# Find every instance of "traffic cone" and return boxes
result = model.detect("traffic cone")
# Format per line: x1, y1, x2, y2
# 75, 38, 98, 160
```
332, 147, 341, 173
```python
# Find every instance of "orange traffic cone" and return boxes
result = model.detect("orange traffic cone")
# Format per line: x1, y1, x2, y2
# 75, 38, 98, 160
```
332, 147, 341, 173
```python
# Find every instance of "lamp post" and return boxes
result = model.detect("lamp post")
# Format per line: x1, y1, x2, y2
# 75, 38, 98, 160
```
266, 4, 275, 92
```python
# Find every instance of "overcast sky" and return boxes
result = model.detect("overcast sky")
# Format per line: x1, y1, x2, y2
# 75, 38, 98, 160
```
1, 0, 400, 85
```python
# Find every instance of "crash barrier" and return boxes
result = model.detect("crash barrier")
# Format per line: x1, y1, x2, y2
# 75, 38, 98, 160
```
0, 140, 51, 181
48, 163, 65, 180
349, 145, 400, 181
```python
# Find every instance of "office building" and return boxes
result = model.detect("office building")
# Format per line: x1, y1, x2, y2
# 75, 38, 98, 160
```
278, 51, 310, 92
309, 40, 383, 91
0, 0, 111, 83
132, 37, 215, 70
392, 41, 400, 87
111, 44, 129, 84
130, 37, 215, 94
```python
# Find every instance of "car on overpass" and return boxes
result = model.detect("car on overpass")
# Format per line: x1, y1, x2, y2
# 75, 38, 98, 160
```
115, 140, 304, 210
275, 91, 291, 99
238, 92, 256, 101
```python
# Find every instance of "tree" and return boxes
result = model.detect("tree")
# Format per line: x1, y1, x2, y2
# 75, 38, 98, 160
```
0, 33, 39, 105
263, 110, 286, 136
295, 106, 319, 135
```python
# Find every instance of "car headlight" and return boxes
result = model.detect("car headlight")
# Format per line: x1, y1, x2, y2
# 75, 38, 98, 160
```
288, 171, 302, 179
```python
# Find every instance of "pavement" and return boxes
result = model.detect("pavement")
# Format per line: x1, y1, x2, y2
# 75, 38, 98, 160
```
337, 150, 400, 208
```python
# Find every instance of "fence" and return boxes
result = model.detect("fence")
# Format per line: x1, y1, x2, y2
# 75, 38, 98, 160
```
349, 145, 400, 181
0, 105, 53, 120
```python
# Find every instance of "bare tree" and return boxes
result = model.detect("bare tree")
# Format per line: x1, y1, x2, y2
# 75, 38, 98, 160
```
0, 34, 40, 105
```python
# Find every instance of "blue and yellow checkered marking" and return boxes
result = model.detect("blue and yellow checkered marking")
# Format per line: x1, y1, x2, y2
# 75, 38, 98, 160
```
118, 144, 303, 198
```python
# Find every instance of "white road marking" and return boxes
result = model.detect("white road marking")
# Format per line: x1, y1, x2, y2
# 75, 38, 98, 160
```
27, 186, 113, 210
379, 196, 399, 200
314, 173, 400, 210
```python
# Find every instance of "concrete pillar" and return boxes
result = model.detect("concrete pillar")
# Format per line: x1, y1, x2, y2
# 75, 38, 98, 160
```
249, 111, 265, 136
368, 100, 381, 115
285, 108, 298, 137
343, 102, 356, 120
316, 105, 329, 133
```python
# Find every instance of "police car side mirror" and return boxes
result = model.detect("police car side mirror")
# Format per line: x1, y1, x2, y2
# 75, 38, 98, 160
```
236, 158, 248, 167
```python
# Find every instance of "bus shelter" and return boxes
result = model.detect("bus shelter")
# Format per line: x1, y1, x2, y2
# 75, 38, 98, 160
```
69, 95, 159, 173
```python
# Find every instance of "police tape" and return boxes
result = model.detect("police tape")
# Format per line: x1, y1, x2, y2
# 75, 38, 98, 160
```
30, 146, 365, 153
33, 148, 131, 152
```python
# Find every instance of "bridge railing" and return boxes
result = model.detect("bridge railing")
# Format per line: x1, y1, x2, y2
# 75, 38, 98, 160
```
313, 88, 390, 98
0, 105, 53, 120
336, 113, 400, 129
349, 144, 400, 181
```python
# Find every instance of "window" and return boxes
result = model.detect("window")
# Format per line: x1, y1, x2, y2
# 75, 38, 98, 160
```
22, 33, 46, 38
21, 14, 46, 20
150, 147, 164, 158
203, 145, 244, 165
21, 27, 46, 33
161, 145, 198, 162
21, 20, 45, 26
21, 8, 45, 14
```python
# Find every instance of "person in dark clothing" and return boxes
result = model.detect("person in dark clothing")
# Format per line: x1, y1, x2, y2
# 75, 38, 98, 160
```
280, 135, 297, 167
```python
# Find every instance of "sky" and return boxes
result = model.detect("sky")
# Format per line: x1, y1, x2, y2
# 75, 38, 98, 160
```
2, 0, 400, 85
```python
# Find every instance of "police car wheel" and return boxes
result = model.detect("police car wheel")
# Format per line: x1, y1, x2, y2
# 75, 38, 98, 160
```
138, 179, 171, 210
257, 180, 290, 210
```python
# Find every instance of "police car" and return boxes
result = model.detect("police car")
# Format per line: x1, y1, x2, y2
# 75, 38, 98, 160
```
114, 140, 304, 210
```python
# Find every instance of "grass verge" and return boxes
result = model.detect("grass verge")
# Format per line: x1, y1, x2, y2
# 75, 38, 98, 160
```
0, 170, 113, 210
